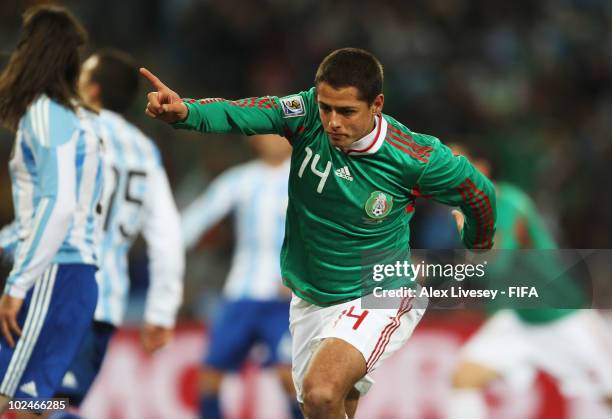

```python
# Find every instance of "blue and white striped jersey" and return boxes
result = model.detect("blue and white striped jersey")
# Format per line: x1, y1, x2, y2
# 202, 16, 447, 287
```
182, 159, 289, 300
4, 96, 103, 298
0, 222, 18, 259
95, 110, 184, 327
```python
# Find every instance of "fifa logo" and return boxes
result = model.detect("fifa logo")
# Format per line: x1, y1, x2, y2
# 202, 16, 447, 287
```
281, 96, 305, 118
286, 99, 301, 110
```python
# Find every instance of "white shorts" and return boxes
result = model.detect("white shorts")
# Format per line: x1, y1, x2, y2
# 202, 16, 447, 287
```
460, 309, 612, 399
289, 293, 426, 403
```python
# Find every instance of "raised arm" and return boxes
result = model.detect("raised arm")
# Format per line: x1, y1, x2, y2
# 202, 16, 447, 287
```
141, 68, 315, 139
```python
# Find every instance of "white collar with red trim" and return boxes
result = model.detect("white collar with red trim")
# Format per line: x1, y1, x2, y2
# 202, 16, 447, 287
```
344, 114, 388, 156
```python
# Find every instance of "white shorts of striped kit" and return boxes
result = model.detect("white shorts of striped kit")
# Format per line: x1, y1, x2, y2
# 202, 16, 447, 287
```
460, 309, 612, 399
289, 293, 426, 403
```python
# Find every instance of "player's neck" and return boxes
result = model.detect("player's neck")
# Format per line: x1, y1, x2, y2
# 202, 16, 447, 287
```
351, 115, 377, 145
367, 114, 376, 135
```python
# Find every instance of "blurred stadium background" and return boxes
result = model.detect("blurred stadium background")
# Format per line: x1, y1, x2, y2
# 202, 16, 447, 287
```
1, 1, 611, 418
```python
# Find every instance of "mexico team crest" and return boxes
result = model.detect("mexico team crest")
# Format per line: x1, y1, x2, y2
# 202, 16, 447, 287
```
280, 95, 305, 118
365, 191, 393, 219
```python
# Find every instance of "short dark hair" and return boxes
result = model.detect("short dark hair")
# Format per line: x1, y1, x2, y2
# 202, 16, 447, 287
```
88, 49, 139, 113
314, 48, 384, 105
0, 5, 87, 131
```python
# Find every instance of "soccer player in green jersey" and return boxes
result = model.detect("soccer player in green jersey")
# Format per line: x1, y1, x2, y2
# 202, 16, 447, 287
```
141, 48, 496, 419
446, 145, 612, 419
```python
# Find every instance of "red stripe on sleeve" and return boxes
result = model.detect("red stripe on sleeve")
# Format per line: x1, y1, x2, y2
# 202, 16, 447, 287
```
456, 183, 483, 247
385, 137, 428, 163
387, 129, 432, 157
465, 178, 494, 248
387, 131, 431, 157
387, 126, 433, 154
411, 186, 432, 199
459, 180, 492, 248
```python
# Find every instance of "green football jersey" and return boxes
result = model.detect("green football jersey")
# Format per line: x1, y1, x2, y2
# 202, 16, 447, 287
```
175, 87, 496, 306
494, 183, 581, 323
495, 183, 556, 250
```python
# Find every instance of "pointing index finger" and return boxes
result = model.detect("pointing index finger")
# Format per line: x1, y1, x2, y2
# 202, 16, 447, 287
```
139, 67, 167, 90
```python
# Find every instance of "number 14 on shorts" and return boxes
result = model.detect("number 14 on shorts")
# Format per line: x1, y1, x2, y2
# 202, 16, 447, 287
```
336, 306, 369, 330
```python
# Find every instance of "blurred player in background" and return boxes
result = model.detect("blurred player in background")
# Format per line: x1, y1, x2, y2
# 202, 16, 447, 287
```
0, 5, 102, 416
0, 47, 185, 416
52, 49, 185, 412
182, 134, 302, 419
445, 144, 612, 419
142, 48, 496, 419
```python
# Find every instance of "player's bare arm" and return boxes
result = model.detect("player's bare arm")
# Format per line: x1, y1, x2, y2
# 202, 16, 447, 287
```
140, 67, 188, 123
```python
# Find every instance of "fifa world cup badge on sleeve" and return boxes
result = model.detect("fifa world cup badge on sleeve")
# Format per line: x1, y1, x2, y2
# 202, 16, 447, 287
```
365, 191, 393, 220
280, 95, 305, 118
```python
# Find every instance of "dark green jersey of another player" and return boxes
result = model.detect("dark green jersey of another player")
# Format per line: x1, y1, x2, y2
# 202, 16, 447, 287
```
495, 183, 556, 250
495, 183, 582, 323
175, 88, 496, 306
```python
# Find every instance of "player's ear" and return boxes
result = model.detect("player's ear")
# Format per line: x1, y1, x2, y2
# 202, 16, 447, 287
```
80, 81, 102, 109
91, 83, 102, 103
372, 94, 384, 115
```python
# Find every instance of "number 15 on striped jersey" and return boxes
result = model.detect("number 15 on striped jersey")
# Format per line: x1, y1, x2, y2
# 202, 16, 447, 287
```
102, 167, 147, 238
